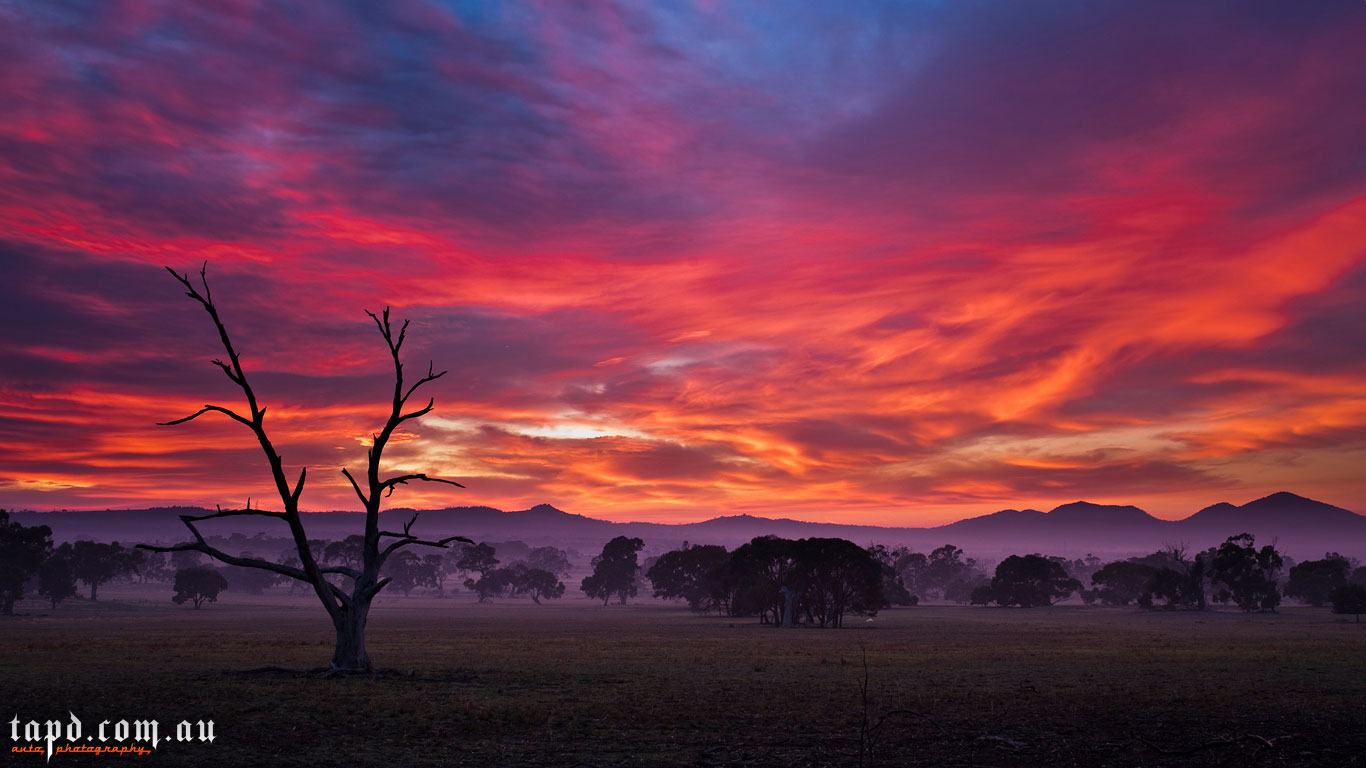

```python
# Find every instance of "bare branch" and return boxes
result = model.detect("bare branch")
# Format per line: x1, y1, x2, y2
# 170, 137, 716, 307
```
364, 577, 393, 599
402, 362, 447, 404
291, 467, 307, 504
158, 404, 254, 428
182, 506, 286, 522
138, 515, 351, 607
378, 533, 473, 563
396, 398, 436, 425
209, 359, 242, 384
340, 467, 369, 507
365, 308, 400, 352
380, 473, 465, 498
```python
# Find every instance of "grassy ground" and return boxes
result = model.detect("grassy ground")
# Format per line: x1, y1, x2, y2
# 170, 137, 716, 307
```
3, 585, 1364, 767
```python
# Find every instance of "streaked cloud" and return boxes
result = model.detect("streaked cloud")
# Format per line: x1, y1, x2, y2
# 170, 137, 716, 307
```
1, 1, 1363, 524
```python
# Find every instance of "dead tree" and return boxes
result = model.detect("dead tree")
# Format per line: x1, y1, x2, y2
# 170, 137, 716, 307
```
139, 264, 468, 672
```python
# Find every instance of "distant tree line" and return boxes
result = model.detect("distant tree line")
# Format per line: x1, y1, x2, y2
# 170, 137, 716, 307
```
586, 535, 890, 627
0, 512, 574, 611
629, 531, 1366, 622
6, 510, 1366, 620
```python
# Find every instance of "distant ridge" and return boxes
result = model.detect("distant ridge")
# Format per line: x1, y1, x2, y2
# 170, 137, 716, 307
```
10, 491, 1363, 559
1182, 491, 1360, 537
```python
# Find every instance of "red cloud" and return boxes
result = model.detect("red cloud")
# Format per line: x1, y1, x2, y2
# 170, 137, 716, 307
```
1, 2, 1364, 524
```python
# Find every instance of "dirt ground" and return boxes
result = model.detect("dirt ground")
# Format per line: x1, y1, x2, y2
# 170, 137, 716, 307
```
3, 584, 1363, 767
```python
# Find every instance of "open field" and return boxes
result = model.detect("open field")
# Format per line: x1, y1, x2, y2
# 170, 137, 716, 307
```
3, 585, 1364, 767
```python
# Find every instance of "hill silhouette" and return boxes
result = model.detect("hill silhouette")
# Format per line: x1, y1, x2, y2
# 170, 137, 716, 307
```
11, 491, 1363, 560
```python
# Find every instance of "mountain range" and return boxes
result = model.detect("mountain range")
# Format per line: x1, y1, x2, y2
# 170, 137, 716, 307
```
10, 491, 1363, 560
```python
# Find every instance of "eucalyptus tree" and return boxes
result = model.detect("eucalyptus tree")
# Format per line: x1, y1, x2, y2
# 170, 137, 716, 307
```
140, 265, 468, 672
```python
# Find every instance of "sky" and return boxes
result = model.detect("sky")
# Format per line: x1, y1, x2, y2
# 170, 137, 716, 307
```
1, 1, 1364, 526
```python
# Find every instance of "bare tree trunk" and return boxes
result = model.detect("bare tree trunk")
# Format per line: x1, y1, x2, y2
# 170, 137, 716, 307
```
780, 586, 796, 628
90, 581, 98, 601
143, 267, 466, 674
331, 602, 371, 671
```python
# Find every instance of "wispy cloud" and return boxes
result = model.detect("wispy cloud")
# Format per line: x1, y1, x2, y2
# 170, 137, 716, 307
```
1, 1, 1363, 523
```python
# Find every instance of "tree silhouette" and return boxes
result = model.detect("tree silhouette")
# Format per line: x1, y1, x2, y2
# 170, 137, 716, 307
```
1331, 583, 1366, 622
1090, 561, 1157, 606
383, 550, 438, 596
464, 568, 513, 602
526, 546, 574, 578
172, 566, 228, 609
1208, 533, 1283, 612
646, 543, 730, 611
0, 510, 52, 615
509, 565, 565, 604
138, 265, 468, 672
38, 552, 78, 608
980, 554, 1082, 607
1284, 555, 1350, 607
581, 536, 644, 605
65, 541, 133, 600
794, 537, 885, 627
456, 542, 500, 579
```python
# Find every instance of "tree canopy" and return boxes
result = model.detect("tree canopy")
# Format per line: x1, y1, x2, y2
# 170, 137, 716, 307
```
1209, 533, 1283, 612
581, 536, 645, 605
172, 566, 229, 609
1284, 554, 1350, 607
0, 510, 53, 615
646, 543, 731, 612
978, 554, 1082, 608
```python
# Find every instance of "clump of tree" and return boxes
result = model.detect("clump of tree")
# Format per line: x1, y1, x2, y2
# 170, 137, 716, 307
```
383, 550, 439, 597
1283, 554, 1352, 607
1090, 561, 1157, 606
866, 545, 917, 606
221, 551, 283, 594
1208, 533, 1283, 612
139, 265, 469, 672
971, 554, 1082, 607
0, 510, 53, 615
581, 536, 645, 605
1130, 546, 1210, 611
1330, 583, 1366, 622
506, 563, 566, 604
716, 536, 885, 627
55, 540, 137, 601
457, 542, 500, 581
172, 566, 229, 609
135, 550, 171, 584
426, 554, 453, 596
646, 542, 732, 612
38, 552, 78, 608
465, 567, 512, 603
462, 561, 565, 604
525, 546, 574, 578
797, 538, 887, 626
892, 544, 982, 602
459, 542, 503, 601
323, 535, 365, 572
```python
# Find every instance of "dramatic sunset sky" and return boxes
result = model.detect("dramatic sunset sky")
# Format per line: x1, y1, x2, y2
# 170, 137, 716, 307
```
2, 2, 1364, 525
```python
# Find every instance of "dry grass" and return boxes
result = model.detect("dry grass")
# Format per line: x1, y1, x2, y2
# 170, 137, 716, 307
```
3, 584, 1364, 766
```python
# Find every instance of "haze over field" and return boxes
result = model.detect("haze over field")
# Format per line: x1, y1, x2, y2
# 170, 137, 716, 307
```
2, 2, 1365, 528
